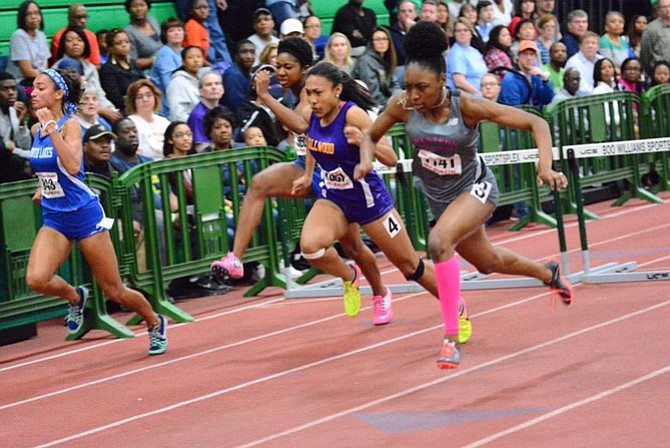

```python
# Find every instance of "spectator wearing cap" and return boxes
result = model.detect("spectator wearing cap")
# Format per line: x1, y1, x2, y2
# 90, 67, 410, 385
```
564, 31, 603, 96
332, 0, 377, 58
83, 124, 116, 179
188, 70, 225, 152
560, 9, 589, 59
248, 8, 280, 66
265, 0, 299, 30
280, 18, 304, 39
498, 40, 554, 108
49, 4, 102, 67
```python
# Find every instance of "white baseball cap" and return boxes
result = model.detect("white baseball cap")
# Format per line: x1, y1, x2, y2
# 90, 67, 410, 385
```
280, 18, 304, 36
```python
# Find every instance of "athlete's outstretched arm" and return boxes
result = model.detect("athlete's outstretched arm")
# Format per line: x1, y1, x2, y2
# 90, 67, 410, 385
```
461, 95, 567, 191
359, 94, 407, 178
254, 70, 309, 134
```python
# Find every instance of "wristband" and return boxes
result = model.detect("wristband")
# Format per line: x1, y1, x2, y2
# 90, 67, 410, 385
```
43, 120, 57, 134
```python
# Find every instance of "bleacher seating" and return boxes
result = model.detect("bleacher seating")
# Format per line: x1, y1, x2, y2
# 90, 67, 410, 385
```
0, 0, 179, 59
0, 0, 393, 62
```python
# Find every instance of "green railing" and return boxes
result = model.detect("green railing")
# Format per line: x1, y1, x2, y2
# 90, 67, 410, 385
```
3, 104, 669, 337
545, 91, 662, 218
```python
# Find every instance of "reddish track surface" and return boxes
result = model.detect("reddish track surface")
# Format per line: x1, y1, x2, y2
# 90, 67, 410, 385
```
2, 196, 670, 448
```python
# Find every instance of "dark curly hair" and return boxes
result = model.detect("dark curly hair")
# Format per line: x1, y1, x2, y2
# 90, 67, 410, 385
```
203, 106, 236, 139
403, 21, 448, 75
277, 37, 313, 68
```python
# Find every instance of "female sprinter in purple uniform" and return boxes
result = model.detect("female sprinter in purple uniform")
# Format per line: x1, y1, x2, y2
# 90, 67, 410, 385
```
291, 61, 472, 349
212, 38, 397, 324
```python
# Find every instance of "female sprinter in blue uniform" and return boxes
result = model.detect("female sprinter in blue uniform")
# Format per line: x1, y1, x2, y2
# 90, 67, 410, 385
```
212, 38, 398, 324
361, 22, 573, 369
26, 69, 167, 355
291, 62, 469, 338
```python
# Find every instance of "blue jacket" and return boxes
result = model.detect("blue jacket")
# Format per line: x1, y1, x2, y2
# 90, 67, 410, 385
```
498, 71, 554, 109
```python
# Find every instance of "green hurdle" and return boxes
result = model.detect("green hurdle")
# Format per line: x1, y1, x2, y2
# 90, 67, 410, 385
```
563, 138, 670, 284
546, 92, 661, 219
640, 84, 670, 193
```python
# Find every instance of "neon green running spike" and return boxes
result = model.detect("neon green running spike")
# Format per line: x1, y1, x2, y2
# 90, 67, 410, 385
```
343, 263, 361, 317
457, 298, 473, 344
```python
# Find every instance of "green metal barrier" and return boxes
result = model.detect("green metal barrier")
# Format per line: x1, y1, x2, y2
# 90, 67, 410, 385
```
0, 175, 133, 338
115, 146, 287, 305
0, 179, 63, 331
640, 84, 670, 193
545, 91, 661, 217
479, 106, 556, 231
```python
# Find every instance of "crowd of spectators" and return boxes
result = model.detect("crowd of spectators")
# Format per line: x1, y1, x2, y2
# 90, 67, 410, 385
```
0, 0, 666, 223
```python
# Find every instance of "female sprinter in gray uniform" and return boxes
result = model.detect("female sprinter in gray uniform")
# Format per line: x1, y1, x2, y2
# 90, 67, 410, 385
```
361, 22, 573, 369
26, 69, 167, 355
212, 38, 397, 324
292, 62, 468, 335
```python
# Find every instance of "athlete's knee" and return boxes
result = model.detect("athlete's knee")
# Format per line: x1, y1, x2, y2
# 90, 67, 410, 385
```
472, 256, 501, 275
300, 240, 328, 260
247, 170, 273, 197
26, 271, 49, 293
301, 247, 326, 260
427, 233, 455, 262
98, 281, 127, 303
338, 238, 363, 260
403, 257, 425, 282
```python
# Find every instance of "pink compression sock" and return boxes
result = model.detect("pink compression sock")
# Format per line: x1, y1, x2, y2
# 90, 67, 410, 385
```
434, 257, 461, 335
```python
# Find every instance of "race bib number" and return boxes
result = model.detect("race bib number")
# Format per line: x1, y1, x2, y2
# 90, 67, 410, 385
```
383, 212, 402, 239
38, 172, 65, 199
418, 149, 462, 175
322, 167, 354, 190
470, 180, 493, 204
295, 133, 307, 156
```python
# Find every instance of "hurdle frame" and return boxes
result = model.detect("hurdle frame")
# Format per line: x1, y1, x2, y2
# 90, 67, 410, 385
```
563, 138, 670, 285
283, 149, 581, 299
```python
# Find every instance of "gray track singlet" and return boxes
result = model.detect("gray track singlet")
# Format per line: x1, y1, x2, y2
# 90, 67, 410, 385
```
404, 89, 491, 210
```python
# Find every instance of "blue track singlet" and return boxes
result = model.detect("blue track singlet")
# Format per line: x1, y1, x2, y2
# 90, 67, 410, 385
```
30, 117, 112, 240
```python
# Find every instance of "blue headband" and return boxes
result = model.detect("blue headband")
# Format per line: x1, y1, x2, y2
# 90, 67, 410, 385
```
42, 69, 77, 116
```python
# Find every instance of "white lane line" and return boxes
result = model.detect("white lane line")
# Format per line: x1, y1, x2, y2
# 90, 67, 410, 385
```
6, 203, 668, 372
4, 249, 669, 410
0, 292, 421, 411
461, 364, 670, 448
31, 300, 670, 448
236, 300, 670, 448
0, 297, 286, 373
